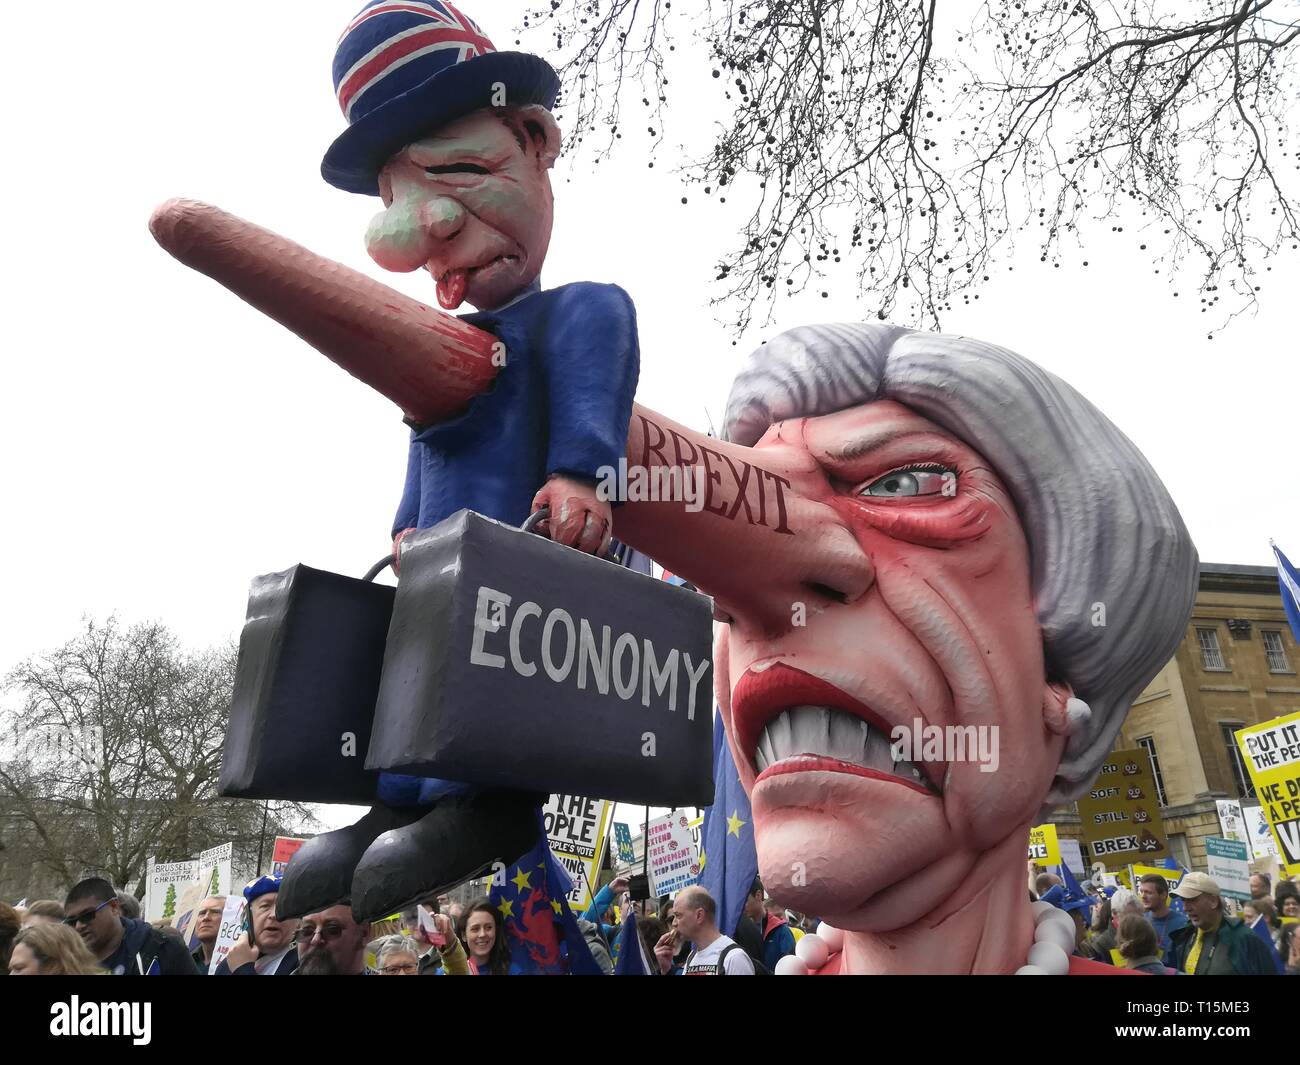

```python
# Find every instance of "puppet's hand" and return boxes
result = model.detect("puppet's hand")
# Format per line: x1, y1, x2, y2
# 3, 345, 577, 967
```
530, 474, 612, 556
392, 527, 416, 575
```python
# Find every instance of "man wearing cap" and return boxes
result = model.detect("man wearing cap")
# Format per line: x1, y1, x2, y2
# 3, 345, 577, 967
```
215, 876, 301, 976
273, 0, 640, 917
1165, 872, 1275, 976
322, 0, 638, 581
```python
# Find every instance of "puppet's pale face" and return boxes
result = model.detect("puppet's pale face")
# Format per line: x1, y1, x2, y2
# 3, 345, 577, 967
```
716, 401, 1067, 931
366, 109, 555, 311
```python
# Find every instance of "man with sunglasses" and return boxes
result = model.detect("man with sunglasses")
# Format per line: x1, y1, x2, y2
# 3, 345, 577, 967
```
296, 904, 371, 976
63, 877, 200, 975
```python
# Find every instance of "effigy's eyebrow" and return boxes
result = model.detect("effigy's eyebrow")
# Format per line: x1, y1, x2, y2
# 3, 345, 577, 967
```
823, 426, 933, 464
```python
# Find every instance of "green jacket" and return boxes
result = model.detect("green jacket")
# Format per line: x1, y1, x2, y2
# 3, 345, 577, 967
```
1167, 916, 1275, 975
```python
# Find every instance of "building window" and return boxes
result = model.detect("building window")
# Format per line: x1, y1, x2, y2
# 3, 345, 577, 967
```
1168, 832, 1191, 872
1220, 722, 1256, 799
1135, 736, 1168, 807
1262, 630, 1292, 673
1197, 627, 1228, 671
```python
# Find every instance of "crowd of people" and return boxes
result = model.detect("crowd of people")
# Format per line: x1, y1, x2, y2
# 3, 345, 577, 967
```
1031, 865, 1299, 976
2, 865, 1296, 976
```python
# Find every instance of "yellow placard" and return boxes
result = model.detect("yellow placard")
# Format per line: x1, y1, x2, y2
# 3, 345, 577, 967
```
1131, 863, 1183, 890
1077, 748, 1170, 866
1235, 713, 1300, 876
1109, 948, 1125, 967
1027, 823, 1061, 867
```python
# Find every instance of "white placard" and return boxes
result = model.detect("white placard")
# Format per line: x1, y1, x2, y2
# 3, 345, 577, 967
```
1243, 804, 1280, 859
645, 811, 701, 897
209, 896, 248, 974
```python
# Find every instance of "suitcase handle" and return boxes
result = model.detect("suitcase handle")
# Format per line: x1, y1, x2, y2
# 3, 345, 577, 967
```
520, 505, 551, 536
362, 555, 394, 582
523, 505, 628, 564
366, 506, 625, 580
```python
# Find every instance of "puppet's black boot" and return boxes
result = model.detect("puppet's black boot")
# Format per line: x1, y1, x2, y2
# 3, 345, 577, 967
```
275, 805, 422, 919
349, 789, 542, 922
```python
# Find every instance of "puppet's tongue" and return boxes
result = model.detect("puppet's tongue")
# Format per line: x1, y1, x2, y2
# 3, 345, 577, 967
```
436, 268, 468, 309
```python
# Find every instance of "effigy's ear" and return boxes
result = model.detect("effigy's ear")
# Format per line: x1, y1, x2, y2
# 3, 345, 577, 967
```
1042, 680, 1091, 739
511, 104, 561, 169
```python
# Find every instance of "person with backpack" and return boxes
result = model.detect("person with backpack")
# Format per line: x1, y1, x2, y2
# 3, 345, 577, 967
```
655, 886, 755, 975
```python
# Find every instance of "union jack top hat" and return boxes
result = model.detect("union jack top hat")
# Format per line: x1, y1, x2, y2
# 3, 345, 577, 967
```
322, 1, 560, 195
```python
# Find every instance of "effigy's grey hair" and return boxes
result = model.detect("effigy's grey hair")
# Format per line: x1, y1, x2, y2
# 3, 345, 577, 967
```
723, 323, 1197, 808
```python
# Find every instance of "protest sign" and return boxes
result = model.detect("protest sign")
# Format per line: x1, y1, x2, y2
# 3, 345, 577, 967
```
1243, 804, 1280, 861
198, 842, 234, 896
269, 836, 306, 876
209, 895, 248, 974
543, 793, 611, 910
1215, 799, 1251, 855
1235, 712, 1300, 874
145, 860, 200, 923
1203, 837, 1251, 900
614, 822, 636, 865
646, 810, 700, 897
1076, 748, 1169, 866
1058, 837, 1086, 877
171, 881, 206, 947
1132, 863, 1184, 890
1027, 823, 1061, 866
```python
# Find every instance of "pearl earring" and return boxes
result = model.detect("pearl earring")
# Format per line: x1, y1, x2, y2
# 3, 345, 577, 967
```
1064, 697, 1091, 736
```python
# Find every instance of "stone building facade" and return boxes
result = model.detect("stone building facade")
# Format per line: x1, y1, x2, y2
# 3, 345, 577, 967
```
1050, 563, 1297, 873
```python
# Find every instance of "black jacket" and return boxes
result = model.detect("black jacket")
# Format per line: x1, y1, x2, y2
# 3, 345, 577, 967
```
214, 947, 300, 976
1167, 916, 1275, 976
101, 918, 201, 975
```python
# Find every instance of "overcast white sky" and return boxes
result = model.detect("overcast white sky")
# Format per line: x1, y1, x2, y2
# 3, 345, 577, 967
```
4, 3, 1297, 832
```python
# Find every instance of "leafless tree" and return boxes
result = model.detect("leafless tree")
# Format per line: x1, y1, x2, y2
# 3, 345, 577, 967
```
0, 618, 314, 902
523, 0, 1299, 333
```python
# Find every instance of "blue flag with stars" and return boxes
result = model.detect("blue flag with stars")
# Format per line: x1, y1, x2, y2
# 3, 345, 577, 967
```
700, 709, 758, 939
487, 813, 603, 975
1273, 542, 1300, 645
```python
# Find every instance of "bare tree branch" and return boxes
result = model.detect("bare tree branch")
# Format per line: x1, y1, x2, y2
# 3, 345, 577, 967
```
525, 0, 1300, 334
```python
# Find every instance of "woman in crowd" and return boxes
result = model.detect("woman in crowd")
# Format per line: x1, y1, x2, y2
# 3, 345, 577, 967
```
8, 923, 104, 975
1284, 924, 1300, 976
1087, 898, 1115, 960
452, 899, 520, 976
21, 900, 64, 928
1242, 896, 1278, 950
638, 916, 666, 965
1116, 915, 1178, 975
0, 901, 18, 975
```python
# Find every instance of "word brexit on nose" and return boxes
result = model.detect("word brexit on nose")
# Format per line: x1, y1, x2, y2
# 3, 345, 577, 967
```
634, 414, 795, 533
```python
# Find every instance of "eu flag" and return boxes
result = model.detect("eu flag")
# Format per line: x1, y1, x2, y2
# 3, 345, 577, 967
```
613, 911, 652, 975
1273, 542, 1300, 645
699, 710, 758, 939
488, 813, 603, 974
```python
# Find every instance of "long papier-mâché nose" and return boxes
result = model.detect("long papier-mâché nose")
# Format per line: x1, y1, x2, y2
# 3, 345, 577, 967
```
149, 199, 870, 628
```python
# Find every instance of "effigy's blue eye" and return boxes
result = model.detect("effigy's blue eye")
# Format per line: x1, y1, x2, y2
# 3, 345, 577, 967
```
860, 467, 952, 497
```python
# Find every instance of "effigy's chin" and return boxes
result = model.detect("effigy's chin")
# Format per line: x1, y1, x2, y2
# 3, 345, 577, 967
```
750, 767, 953, 930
